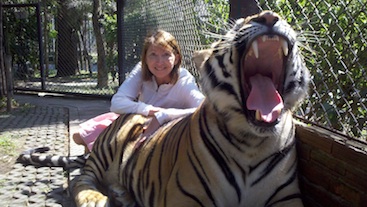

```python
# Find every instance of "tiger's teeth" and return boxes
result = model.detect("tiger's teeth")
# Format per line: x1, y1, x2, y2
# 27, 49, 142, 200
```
255, 110, 261, 121
251, 41, 259, 59
281, 39, 289, 56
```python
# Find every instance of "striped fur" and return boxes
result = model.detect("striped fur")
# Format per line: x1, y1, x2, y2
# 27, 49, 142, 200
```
19, 11, 309, 207
73, 11, 309, 207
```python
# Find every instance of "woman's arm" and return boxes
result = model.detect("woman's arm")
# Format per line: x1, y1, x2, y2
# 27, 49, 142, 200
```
154, 71, 205, 125
110, 63, 156, 116
140, 69, 205, 139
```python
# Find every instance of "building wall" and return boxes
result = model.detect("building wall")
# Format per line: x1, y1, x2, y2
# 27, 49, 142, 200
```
296, 122, 367, 207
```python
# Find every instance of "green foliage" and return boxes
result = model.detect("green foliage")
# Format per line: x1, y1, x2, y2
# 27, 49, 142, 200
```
197, 0, 230, 45
3, 6, 39, 74
0, 98, 8, 111
103, 13, 117, 44
202, 0, 229, 32
48, 24, 58, 39
122, 0, 153, 68
0, 98, 29, 114
102, 13, 118, 70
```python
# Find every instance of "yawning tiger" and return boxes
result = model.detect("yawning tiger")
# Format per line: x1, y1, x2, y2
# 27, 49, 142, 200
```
18, 10, 309, 207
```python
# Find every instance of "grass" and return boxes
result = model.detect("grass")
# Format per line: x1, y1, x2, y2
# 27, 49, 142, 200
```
0, 132, 23, 174
0, 133, 17, 156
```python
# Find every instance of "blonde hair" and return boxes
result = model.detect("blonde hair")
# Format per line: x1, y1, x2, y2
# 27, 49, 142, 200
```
141, 30, 182, 84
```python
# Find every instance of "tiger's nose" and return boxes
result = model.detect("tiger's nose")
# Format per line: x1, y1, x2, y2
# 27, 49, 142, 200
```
256, 11, 280, 27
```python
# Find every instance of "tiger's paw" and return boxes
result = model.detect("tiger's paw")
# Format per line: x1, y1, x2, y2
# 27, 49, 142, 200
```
75, 189, 109, 207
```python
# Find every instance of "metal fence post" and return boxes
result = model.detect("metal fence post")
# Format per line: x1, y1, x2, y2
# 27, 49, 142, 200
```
36, 3, 45, 90
0, 2, 6, 99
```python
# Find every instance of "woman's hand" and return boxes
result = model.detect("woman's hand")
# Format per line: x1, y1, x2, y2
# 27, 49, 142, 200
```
148, 107, 162, 116
135, 116, 161, 149
142, 116, 161, 137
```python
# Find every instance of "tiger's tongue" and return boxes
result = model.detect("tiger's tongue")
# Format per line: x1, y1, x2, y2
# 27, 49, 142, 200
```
246, 74, 284, 123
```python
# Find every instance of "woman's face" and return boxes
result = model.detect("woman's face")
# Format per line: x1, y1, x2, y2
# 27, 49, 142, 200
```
145, 44, 179, 85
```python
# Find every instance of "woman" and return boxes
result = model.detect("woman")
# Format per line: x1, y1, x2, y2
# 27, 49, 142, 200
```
74, 30, 205, 152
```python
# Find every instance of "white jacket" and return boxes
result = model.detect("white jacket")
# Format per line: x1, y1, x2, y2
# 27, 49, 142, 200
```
110, 63, 205, 125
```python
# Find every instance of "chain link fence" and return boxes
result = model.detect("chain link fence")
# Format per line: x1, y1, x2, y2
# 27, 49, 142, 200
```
1, 0, 366, 141
121, 0, 229, 80
2, 4, 41, 86
2, 2, 119, 97
121, 0, 367, 141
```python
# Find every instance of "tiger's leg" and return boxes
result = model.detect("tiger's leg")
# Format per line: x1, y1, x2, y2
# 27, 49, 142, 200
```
73, 178, 138, 207
108, 184, 136, 207
73, 114, 147, 207
73, 174, 138, 207
73, 174, 109, 207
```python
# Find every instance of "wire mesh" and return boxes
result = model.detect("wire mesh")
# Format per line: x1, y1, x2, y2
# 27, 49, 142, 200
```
2, 2, 120, 96
2, 0, 366, 141
122, 0, 367, 141
122, 0, 229, 78
2, 5, 40, 86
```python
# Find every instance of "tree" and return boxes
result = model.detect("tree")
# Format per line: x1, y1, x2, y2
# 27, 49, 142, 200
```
104, 13, 117, 82
229, 0, 259, 19
92, 0, 108, 88
68, 0, 114, 88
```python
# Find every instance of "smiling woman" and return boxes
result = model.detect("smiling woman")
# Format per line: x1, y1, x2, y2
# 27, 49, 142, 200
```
140, 30, 182, 85
73, 29, 204, 153
145, 45, 178, 85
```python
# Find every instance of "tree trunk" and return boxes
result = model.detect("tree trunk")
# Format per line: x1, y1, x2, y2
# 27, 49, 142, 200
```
43, 0, 50, 77
79, 16, 92, 75
56, 0, 78, 77
93, 0, 108, 88
229, 0, 259, 19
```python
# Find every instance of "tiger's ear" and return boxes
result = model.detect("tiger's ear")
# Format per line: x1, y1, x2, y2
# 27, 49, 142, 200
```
192, 49, 212, 70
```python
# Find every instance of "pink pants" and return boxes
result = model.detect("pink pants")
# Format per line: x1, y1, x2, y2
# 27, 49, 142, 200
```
79, 112, 120, 151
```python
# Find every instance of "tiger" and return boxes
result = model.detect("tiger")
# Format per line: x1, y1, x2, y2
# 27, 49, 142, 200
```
17, 10, 309, 207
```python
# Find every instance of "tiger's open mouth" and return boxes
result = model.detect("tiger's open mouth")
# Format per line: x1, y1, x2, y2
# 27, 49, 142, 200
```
242, 34, 289, 125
